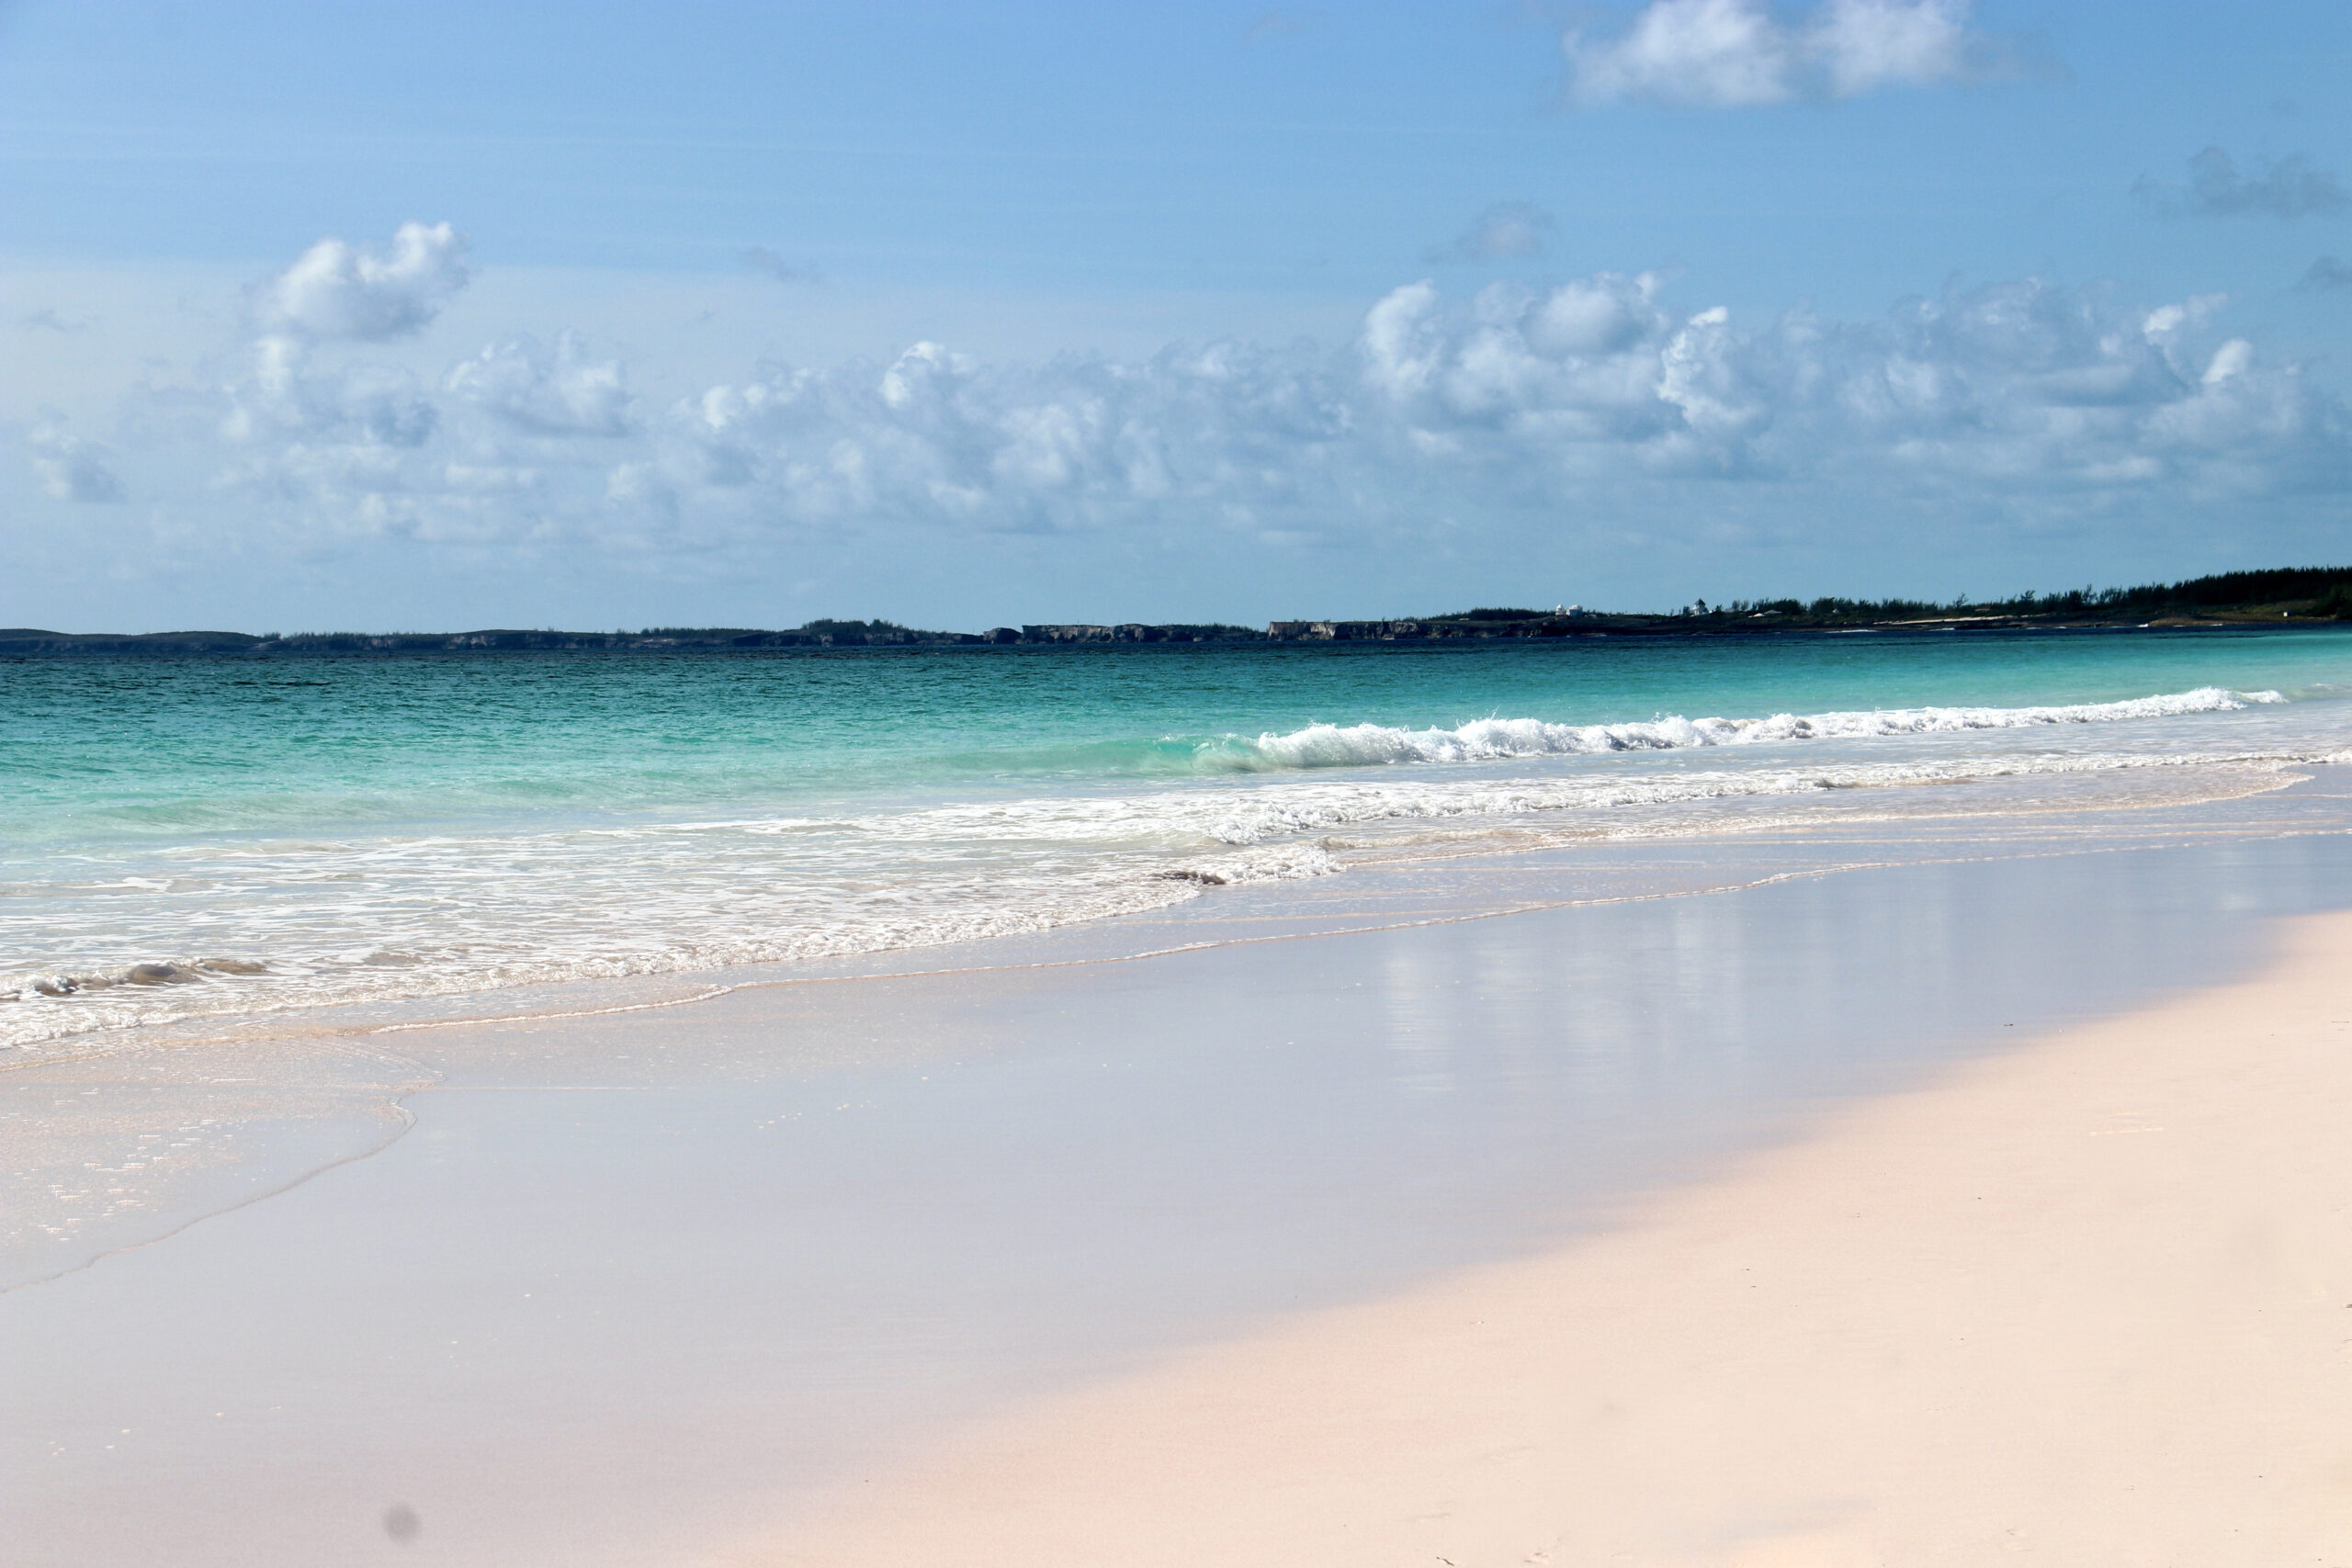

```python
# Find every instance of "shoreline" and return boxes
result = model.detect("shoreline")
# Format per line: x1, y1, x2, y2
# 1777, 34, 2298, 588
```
11, 782, 2352, 1290
9, 821, 2352, 1565
8, 754, 2341, 1069
759, 907, 2352, 1567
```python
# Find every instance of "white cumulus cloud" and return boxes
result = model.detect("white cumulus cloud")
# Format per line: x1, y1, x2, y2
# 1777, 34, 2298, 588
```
1810, 0, 1972, 95
446, 333, 635, 437
1566, 0, 1988, 108
255, 221, 471, 341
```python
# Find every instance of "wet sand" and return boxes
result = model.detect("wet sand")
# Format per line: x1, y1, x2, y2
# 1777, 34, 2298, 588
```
763, 908, 2352, 1568
6, 799, 2352, 1566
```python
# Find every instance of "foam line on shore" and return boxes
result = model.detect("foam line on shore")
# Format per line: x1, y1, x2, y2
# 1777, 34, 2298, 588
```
2, 748, 2332, 1055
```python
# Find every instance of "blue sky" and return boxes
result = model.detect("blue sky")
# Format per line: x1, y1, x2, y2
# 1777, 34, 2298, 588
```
4, 1, 2348, 630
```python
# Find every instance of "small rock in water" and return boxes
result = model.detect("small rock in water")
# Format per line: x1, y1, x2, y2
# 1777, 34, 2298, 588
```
125, 963, 189, 986
197, 957, 266, 975
30, 976, 79, 997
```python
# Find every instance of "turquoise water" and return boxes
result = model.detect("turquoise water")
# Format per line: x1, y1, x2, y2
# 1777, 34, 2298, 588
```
7, 627, 2351, 1048
12, 629, 2351, 831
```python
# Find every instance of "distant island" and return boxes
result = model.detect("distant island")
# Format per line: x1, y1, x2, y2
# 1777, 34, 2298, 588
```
6, 565, 2347, 654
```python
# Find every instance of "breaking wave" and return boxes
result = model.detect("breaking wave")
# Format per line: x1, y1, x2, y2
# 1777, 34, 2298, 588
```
1200, 687, 2285, 772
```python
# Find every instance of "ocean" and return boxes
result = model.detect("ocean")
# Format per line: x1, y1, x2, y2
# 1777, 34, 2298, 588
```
8, 626, 2351, 1054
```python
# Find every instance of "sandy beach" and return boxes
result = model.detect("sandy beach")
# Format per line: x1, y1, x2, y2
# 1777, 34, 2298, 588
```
17, 4, 2352, 1560
9, 818, 2352, 1567
760, 908, 2352, 1568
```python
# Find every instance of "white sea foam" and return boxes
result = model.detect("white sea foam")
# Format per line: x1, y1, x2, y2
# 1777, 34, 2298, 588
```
1213, 686, 2282, 771
1, 683, 2336, 1055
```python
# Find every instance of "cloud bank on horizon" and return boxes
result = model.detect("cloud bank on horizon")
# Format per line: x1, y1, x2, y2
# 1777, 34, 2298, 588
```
35, 223, 2343, 568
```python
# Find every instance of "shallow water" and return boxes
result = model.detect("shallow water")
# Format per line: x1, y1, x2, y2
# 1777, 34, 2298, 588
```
6, 628, 2350, 1048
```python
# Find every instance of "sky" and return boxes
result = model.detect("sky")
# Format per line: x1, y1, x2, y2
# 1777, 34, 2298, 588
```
3, 0, 2348, 632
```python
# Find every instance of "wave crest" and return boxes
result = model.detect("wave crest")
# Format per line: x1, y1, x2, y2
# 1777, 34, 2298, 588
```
1207, 687, 2279, 772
